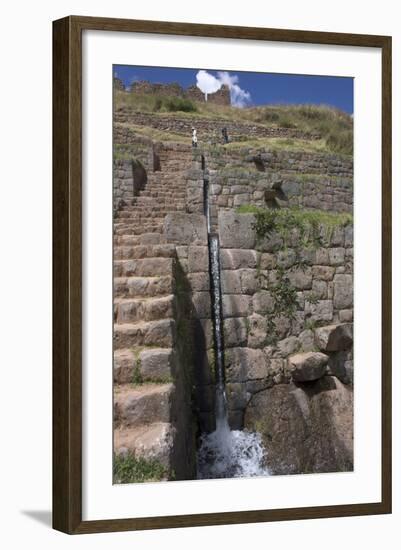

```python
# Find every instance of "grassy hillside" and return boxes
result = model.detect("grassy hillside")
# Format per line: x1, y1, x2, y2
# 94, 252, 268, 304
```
114, 90, 353, 156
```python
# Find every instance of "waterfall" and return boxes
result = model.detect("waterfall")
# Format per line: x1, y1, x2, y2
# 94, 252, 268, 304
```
209, 234, 229, 433
196, 156, 270, 480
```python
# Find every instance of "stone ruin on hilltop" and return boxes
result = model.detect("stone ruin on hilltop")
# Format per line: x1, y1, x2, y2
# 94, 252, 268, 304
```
113, 77, 231, 106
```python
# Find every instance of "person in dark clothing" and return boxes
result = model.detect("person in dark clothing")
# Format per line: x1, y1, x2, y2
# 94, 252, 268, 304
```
222, 127, 229, 144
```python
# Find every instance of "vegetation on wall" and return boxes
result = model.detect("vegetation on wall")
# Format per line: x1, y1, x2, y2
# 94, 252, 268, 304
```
237, 205, 352, 345
237, 205, 352, 248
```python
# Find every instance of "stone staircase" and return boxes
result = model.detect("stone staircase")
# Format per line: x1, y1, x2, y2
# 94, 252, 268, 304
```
113, 143, 194, 480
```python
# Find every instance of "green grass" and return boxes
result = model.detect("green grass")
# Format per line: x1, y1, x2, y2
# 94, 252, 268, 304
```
249, 104, 353, 155
117, 123, 187, 144
224, 137, 339, 155
115, 91, 197, 113
113, 453, 168, 483
236, 205, 352, 248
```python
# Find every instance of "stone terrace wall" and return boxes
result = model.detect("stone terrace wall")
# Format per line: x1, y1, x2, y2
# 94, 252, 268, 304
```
204, 148, 353, 227
114, 110, 321, 141
217, 211, 353, 430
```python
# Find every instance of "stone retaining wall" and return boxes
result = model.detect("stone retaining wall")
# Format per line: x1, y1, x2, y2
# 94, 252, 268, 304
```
217, 210, 354, 430
114, 110, 321, 141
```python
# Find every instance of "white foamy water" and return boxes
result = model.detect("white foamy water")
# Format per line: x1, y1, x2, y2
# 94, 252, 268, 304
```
197, 417, 270, 480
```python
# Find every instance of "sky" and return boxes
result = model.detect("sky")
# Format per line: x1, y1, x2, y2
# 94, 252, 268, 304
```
114, 65, 354, 114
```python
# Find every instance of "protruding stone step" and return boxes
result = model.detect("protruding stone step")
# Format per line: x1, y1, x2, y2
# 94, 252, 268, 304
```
114, 244, 176, 260
113, 257, 175, 277
114, 295, 175, 323
114, 422, 176, 471
114, 383, 174, 427
114, 275, 173, 298
113, 319, 176, 349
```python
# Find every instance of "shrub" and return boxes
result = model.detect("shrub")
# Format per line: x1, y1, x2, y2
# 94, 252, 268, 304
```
165, 97, 197, 113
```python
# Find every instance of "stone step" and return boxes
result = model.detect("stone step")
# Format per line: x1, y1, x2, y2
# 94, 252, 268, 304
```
113, 319, 176, 349
114, 347, 175, 384
114, 244, 176, 260
114, 422, 175, 471
114, 275, 174, 298
118, 210, 168, 219
114, 257, 175, 278
114, 295, 175, 324
114, 216, 166, 225
114, 383, 174, 427
114, 225, 164, 236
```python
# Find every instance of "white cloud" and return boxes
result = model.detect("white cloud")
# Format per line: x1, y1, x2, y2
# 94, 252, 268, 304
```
195, 70, 251, 108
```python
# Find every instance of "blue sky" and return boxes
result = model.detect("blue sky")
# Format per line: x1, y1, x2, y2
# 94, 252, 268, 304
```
114, 65, 354, 114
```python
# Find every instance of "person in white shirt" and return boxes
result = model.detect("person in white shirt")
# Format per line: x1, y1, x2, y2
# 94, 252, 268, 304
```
192, 127, 198, 148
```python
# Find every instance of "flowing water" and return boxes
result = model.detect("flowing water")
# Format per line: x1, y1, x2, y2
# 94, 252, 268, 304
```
197, 166, 270, 480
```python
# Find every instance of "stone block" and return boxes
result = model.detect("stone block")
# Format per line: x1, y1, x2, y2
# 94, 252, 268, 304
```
114, 384, 173, 426
312, 280, 328, 299
305, 300, 334, 322
339, 309, 353, 322
139, 348, 175, 381
164, 213, 207, 245
327, 350, 351, 384
186, 186, 204, 213
330, 226, 345, 247
328, 247, 345, 266
314, 323, 353, 352
220, 249, 258, 269
218, 211, 256, 249
316, 248, 329, 265
277, 336, 301, 357
312, 265, 335, 281
225, 347, 268, 382
344, 225, 353, 247
252, 291, 274, 314
226, 383, 249, 410
287, 267, 313, 290
187, 272, 210, 292
222, 294, 251, 318
287, 352, 329, 382
298, 329, 315, 352
247, 314, 268, 348
221, 270, 241, 294
188, 246, 209, 273
240, 269, 259, 294
333, 274, 353, 309
223, 318, 248, 347
277, 249, 297, 269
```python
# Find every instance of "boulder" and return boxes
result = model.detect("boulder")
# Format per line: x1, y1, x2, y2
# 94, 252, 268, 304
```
287, 351, 329, 381
244, 377, 353, 475
314, 323, 353, 352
